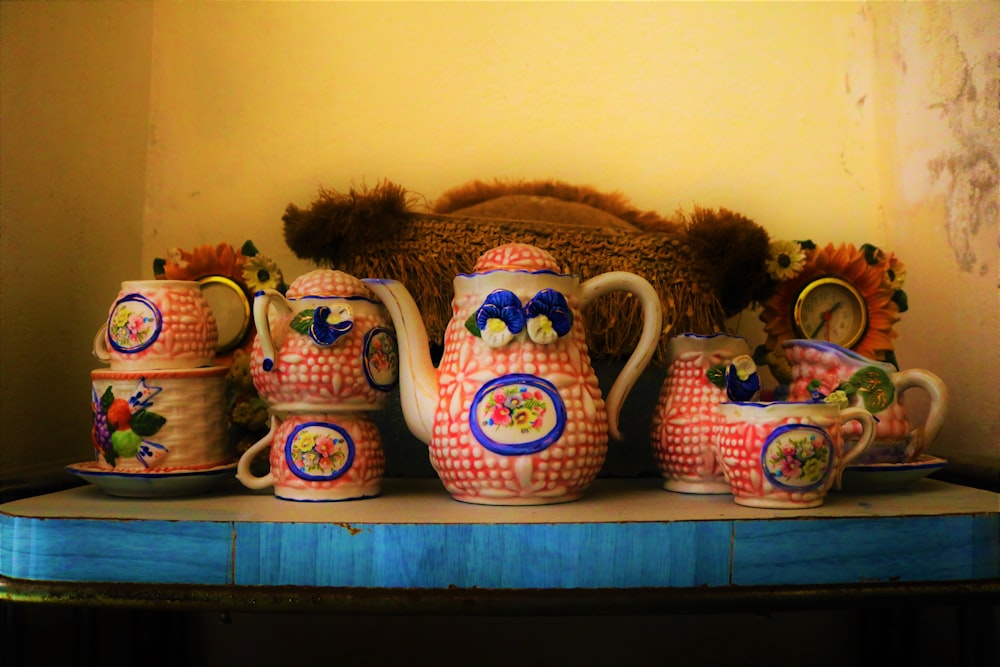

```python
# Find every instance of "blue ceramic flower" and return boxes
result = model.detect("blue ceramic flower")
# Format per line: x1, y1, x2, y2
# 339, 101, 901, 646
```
524, 289, 573, 344
310, 305, 354, 346
475, 290, 525, 347
725, 355, 761, 401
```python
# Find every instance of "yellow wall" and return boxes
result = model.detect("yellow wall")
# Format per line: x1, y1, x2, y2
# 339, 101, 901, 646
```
1, 1, 996, 488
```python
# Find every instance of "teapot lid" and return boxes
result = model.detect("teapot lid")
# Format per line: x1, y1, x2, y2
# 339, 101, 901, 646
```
286, 269, 373, 299
472, 243, 562, 274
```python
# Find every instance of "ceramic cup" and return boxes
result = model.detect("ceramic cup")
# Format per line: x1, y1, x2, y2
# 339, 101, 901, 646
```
90, 366, 233, 471
93, 280, 219, 371
235, 412, 384, 501
714, 401, 876, 509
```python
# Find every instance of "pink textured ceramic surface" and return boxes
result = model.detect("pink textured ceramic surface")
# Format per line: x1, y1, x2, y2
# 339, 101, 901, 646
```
715, 402, 875, 509
782, 340, 947, 463
90, 366, 232, 472
237, 412, 384, 501
94, 280, 219, 371
364, 242, 662, 506
432, 279, 607, 504
650, 333, 750, 494
250, 270, 398, 412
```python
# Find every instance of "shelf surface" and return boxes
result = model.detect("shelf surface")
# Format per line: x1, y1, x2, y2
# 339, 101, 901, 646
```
2, 478, 998, 595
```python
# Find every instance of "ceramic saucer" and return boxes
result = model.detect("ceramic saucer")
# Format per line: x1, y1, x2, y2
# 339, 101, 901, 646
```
66, 461, 237, 498
841, 455, 947, 492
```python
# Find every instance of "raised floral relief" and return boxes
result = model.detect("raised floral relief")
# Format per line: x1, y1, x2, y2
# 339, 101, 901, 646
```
466, 288, 573, 347
92, 379, 167, 468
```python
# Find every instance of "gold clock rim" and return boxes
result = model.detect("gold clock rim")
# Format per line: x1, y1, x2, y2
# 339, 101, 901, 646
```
792, 276, 869, 349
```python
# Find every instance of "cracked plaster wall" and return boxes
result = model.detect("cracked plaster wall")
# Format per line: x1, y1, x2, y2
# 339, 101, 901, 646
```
869, 1, 999, 471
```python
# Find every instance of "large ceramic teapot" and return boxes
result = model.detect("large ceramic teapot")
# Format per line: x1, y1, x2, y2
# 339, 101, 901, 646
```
363, 242, 662, 505
250, 270, 399, 413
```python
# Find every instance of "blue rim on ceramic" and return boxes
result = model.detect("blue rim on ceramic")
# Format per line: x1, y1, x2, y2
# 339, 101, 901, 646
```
469, 374, 567, 456
457, 268, 573, 279
107, 293, 162, 354
781, 339, 896, 370
284, 421, 355, 481
363, 327, 399, 392
760, 423, 834, 492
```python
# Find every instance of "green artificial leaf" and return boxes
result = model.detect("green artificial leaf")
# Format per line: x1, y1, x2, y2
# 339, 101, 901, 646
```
100, 386, 115, 412
796, 239, 816, 250
807, 379, 821, 392
860, 243, 882, 265
104, 448, 118, 466
152, 257, 167, 277
752, 344, 770, 366
706, 364, 727, 389
241, 240, 259, 257
290, 310, 315, 336
848, 365, 895, 414
882, 349, 900, 371
130, 410, 167, 437
892, 289, 909, 313
465, 313, 481, 338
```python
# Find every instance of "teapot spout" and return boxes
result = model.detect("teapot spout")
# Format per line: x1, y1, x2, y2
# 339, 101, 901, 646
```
363, 278, 438, 445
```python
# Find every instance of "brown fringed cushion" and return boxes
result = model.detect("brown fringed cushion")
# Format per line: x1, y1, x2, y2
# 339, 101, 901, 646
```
282, 180, 770, 366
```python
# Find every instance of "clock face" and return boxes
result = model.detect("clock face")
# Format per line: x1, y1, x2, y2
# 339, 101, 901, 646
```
793, 277, 868, 348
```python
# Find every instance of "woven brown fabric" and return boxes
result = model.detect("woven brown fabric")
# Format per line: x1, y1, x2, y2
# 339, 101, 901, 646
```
310, 212, 725, 366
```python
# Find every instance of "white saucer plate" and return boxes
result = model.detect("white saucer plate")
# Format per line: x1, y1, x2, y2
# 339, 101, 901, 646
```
841, 455, 948, 492
66, 461, 237, 498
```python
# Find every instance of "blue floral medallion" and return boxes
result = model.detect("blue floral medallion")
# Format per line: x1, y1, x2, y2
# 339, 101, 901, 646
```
107, 294, 162, 354
469, 374, 566, 456
363, 327, 399, 391
285, 421, 355, 481
760, 424, 833, 491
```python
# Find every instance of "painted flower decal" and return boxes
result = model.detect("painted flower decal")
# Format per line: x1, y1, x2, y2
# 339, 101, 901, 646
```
524, 289, 573, 344
469, 289, 525, 348
766, 239, 807, 281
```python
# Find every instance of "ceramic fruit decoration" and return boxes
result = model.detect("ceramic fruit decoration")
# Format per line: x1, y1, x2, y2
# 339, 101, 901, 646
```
364, 242, 662, 505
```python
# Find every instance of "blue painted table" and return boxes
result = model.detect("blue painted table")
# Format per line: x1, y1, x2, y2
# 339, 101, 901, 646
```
1, 478, 997, 612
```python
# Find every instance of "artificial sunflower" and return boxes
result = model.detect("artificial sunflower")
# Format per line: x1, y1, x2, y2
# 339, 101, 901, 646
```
757, 242, 901, 363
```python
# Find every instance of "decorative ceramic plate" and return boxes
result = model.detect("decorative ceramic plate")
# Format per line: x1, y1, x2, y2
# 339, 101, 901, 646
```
66, 461, 237, 498
199, 275, 251, 353
841, 455, 947, 492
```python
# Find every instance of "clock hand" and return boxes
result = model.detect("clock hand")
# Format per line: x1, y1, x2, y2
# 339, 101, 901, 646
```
809, 302, 843, 339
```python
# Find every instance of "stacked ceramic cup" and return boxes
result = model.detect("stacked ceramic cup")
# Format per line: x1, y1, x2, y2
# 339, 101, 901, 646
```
81, 280, 235, 496
236, 270, 399, 502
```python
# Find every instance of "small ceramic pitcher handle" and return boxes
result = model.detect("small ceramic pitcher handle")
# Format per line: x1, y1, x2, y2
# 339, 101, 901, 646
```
578, 271, 663, 440
834, 406, 877, 489
253, 288, 291, 372
892, 369, 949, 459
92, 325, 111, 362
235, 415, 277, 490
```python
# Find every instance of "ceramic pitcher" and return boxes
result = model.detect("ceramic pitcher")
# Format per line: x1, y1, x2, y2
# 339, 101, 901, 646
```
782, 340, 948, 463
363, 242, 662, 505
650, 333, 752, 494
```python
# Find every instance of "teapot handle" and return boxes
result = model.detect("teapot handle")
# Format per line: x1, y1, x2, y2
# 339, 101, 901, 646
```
235, 415, 277, 490
892, 368, 949, 459
579, 272, 663, 440
253, 289, 291, 372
